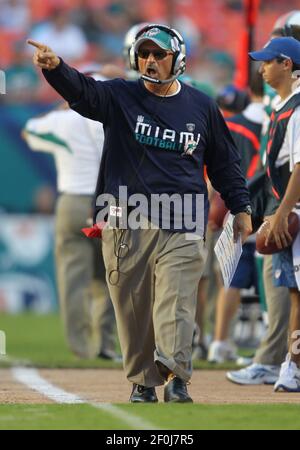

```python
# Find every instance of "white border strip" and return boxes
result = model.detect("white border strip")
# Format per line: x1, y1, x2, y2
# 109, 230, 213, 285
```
11, 367, 160, 430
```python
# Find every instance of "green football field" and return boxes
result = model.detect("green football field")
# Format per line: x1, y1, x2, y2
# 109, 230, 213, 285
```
0, 404, 300, 430
0, 313, 299, 430
0, 313, 240, 369
0, 313, 121, 369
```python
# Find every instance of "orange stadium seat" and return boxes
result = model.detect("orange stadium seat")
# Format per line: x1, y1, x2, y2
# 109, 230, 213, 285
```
137, 0, 287, 59
0, 0, 293, 71
28, 0, 109, 21
28, 0, 53, 21
0, 31, 25, 68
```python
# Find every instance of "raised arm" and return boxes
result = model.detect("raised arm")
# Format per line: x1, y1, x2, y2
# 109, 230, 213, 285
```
27, 40, 111, 123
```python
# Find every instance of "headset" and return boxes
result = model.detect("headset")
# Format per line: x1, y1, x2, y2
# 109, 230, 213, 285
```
128, 23, 186, 84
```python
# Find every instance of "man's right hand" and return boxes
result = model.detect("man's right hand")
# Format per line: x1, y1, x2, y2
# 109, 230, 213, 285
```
27, 40, 60, 71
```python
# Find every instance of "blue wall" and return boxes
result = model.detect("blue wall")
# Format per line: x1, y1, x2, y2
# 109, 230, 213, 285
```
0, 103, 57, 212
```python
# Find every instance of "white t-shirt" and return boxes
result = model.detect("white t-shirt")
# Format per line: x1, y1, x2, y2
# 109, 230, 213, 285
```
242, 101, 264, 125
274, 86, 300, 171
25, 109, 104, 195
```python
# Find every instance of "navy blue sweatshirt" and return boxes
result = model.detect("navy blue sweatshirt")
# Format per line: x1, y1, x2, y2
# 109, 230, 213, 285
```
43, 60, 250, 233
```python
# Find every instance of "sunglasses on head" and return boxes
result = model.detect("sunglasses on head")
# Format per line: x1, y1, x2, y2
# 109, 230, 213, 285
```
137, 49, 173, 60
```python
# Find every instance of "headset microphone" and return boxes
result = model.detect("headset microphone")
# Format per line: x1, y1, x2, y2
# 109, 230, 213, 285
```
141, 73, 180, 85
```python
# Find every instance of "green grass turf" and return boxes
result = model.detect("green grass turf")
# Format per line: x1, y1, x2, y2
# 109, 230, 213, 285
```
0, 313, 121, 369
0, 313, 241, 369
120, 404, 300, 430
0, 404, 299, 430
1, 314, 298, 431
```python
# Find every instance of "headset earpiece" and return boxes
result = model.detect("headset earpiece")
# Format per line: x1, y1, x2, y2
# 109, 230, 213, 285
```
173, 50, 186, 76
129, 40, 138, 71
129, 23, 186, 76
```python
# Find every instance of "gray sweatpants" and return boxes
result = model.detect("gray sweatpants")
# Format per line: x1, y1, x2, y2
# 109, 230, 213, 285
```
254, 254, 290, 365
102, 226, 207, 387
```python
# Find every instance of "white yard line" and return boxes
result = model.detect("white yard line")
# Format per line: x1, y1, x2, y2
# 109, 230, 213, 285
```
12, 367, 83, 404
11, 367, 160, 430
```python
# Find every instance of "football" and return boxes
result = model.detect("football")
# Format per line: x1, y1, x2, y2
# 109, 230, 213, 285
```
256, 211, 300, 254
208, 192, 228, 230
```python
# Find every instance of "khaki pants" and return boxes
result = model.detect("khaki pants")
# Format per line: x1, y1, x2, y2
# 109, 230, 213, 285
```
102, 226, 207, 387
55, 194, 116, 358
254, 254, 290, 365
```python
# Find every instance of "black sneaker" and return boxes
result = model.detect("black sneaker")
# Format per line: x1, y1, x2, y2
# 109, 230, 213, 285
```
98, 350, 122, 363
164, 376, 193, 403
129, 384, 158, 403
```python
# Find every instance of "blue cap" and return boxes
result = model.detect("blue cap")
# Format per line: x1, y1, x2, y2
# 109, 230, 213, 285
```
249, 37, 300, 64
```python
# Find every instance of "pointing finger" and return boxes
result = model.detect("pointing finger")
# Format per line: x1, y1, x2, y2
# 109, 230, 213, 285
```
27, 39, 47, 51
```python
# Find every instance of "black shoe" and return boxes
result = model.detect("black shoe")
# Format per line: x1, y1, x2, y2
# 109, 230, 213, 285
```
129, 384, 158, 403
98, 350, 122, 363
164, 377, 193, 403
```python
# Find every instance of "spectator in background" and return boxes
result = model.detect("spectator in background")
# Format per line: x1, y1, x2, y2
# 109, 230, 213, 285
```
216, 84, 250, 118
173, 16, 201, 60
0, 0, 31, 34
70, 0, 103, 45
89, 1, 144, 58
5, 41, 40, 103
108, 0, 145, 27
192, 47, 236, 94
208, 72, 264, 363
225, 0, 243, 11
28, 7, 88, 62
226, 14, 300, 388
248, 39, 300, 393
96, 6, 132, 57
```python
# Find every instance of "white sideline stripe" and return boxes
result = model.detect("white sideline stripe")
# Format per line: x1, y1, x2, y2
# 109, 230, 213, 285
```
12, 367, 84, 404
11, 367, 160, 430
